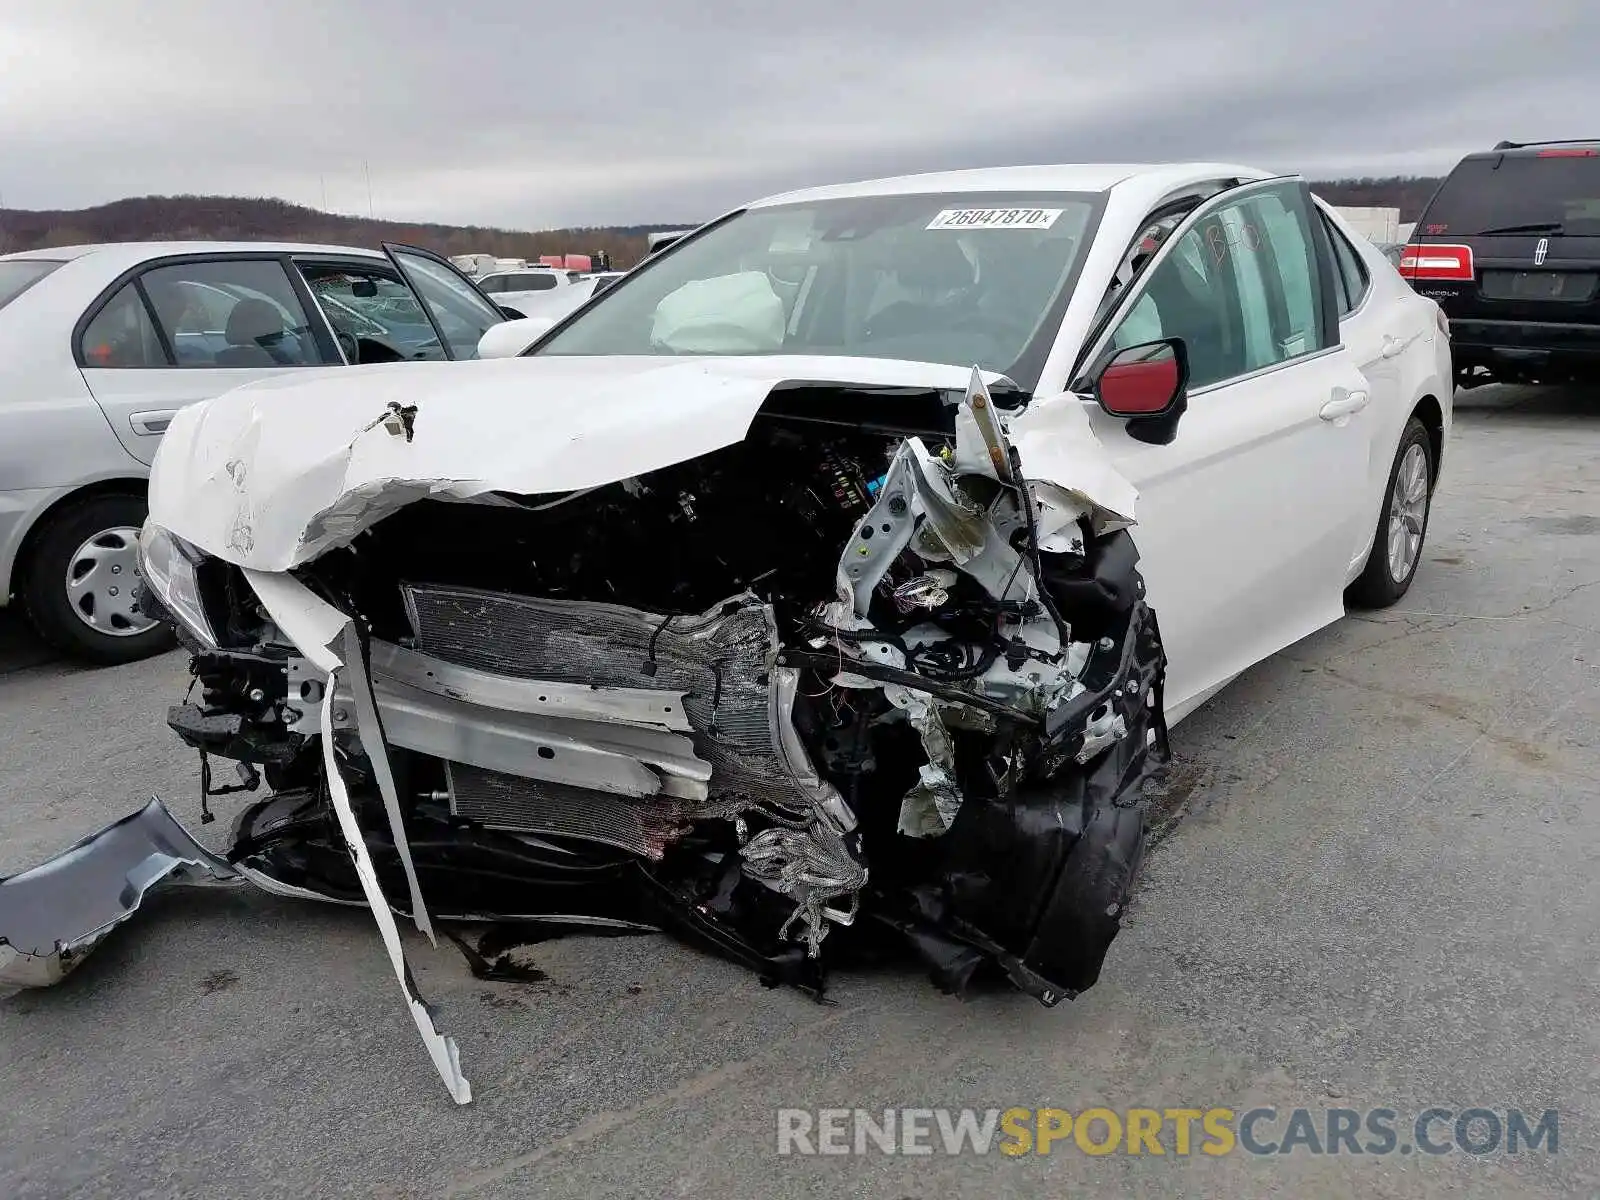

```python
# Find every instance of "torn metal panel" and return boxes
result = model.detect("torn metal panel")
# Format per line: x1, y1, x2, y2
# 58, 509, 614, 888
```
1007, 390, 1139, 532
339, 624, 435, 946
316, 675, 472, 1105
770, 667, 857, 835
0, 799, 237, 992
884, 686, 963, 838
951, 365, 1018, 484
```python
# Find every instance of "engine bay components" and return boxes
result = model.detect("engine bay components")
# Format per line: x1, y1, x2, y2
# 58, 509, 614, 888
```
7, 371, 1169, 1105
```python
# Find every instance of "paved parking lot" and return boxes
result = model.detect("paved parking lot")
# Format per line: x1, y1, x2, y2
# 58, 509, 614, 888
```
2, 385, 1597, 1199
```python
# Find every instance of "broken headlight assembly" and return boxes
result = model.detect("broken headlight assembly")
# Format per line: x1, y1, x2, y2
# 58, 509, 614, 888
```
136, 522, 218, 648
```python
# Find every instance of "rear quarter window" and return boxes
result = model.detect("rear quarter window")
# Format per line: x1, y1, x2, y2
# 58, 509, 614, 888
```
0, 260, 63, 309
1318, 213, 1371, 314
1422, 153, 1600, 236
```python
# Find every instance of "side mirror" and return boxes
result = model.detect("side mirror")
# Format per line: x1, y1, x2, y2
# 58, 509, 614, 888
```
1092, 337, 1189, 446
476, 314, 556, 359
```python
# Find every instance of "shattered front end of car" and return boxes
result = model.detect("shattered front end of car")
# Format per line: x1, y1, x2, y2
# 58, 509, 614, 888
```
4, 368, 1168, 1103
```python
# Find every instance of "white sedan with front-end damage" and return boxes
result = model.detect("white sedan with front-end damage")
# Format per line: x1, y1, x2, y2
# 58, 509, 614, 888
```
0, 163, 1451, 1105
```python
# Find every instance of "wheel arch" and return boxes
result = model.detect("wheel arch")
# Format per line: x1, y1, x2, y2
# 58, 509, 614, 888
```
6, 478, 150, 602
1411, 393, 1444, 486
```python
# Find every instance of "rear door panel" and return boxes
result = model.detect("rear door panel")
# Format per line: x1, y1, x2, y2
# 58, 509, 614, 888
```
78, 257, 341, 465
83, 366, 319, 466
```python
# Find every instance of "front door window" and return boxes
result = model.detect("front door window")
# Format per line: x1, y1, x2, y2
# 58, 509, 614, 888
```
301, 265, 447, 363
384, 246, 505, 360
1108, 182, 1329, 390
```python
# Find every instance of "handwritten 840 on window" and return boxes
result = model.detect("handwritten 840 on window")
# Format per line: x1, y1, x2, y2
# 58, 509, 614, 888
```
1203, 220, 1263, 265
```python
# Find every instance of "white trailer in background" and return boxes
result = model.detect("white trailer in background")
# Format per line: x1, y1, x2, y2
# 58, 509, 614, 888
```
448, 253, 501, 277
1332, 206, 1408, 245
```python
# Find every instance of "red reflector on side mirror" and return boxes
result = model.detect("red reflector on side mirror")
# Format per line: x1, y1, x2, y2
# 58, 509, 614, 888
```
1398, 243, 1474, 281
1099, 355, 1181, 415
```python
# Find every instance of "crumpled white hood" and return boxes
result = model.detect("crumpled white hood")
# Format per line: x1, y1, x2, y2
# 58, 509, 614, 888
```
148, 353, 1136, 571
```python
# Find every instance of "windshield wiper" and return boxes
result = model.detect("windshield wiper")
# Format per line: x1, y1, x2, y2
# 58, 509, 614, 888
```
1473, 222, 1565, 236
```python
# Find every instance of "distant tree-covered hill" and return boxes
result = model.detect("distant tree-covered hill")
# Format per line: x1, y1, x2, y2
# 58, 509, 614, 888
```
0, 195, 691, 267
0, 177, 1444, 264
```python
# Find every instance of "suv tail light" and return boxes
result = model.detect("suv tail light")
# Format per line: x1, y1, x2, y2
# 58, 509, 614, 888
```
1399, 243, 1475, 282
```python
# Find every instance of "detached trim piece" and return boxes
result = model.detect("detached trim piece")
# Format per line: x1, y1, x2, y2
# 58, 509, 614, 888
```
340, 625, 435, 945
0, 798, 237, 991
319, 664, 472, 1105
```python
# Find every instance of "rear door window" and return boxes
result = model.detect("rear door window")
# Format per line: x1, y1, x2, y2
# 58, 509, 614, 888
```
510, 272, 558, 291
138, 260, 337, 367
1423, 153, 1600, 236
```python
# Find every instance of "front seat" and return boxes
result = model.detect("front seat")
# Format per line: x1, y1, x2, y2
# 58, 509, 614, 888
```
864, 238, 977, 341
1144, 254, 1234, 387
216, 299, 294, 367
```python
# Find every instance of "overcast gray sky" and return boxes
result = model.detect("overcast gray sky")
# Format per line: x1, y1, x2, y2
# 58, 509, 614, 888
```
1, 0, 1593, 229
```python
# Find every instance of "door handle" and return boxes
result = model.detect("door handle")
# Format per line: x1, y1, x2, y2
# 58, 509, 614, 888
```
129, 409, 176, 436
1319, 389, 1370, 421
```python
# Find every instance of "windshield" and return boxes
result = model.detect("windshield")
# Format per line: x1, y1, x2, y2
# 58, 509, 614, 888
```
1424, 153, 1600, 237
0, 260, 63, 310
533, 192, 1102, 387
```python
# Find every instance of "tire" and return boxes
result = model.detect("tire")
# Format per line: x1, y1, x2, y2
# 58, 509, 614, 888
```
21, 493, 176, 665
1347, 417, 1434, 609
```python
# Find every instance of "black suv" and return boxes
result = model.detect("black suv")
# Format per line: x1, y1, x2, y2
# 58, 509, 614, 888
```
1404, 139, 1600, 388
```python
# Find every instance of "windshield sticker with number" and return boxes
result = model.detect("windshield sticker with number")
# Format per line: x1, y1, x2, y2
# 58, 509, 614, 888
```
926, 208, 1062, 231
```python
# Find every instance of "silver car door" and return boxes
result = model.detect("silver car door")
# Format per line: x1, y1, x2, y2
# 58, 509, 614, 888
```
78, 257, 340, 465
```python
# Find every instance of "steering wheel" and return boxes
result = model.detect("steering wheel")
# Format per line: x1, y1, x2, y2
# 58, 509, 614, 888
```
334, 330, 359, 364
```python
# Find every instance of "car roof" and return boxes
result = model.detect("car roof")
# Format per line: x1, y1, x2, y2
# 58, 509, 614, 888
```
0, 240, 386, 270
1477, 139, 1600, 158
748, 162, 1274, 207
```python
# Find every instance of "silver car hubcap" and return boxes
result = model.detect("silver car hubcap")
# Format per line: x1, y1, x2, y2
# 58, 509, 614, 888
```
1386, 443, 1429, 583
64, 526, 156, 638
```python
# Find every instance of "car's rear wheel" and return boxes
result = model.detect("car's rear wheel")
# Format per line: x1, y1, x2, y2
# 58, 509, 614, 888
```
1347, 417, 1434, 609
21, 494, 176, 665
